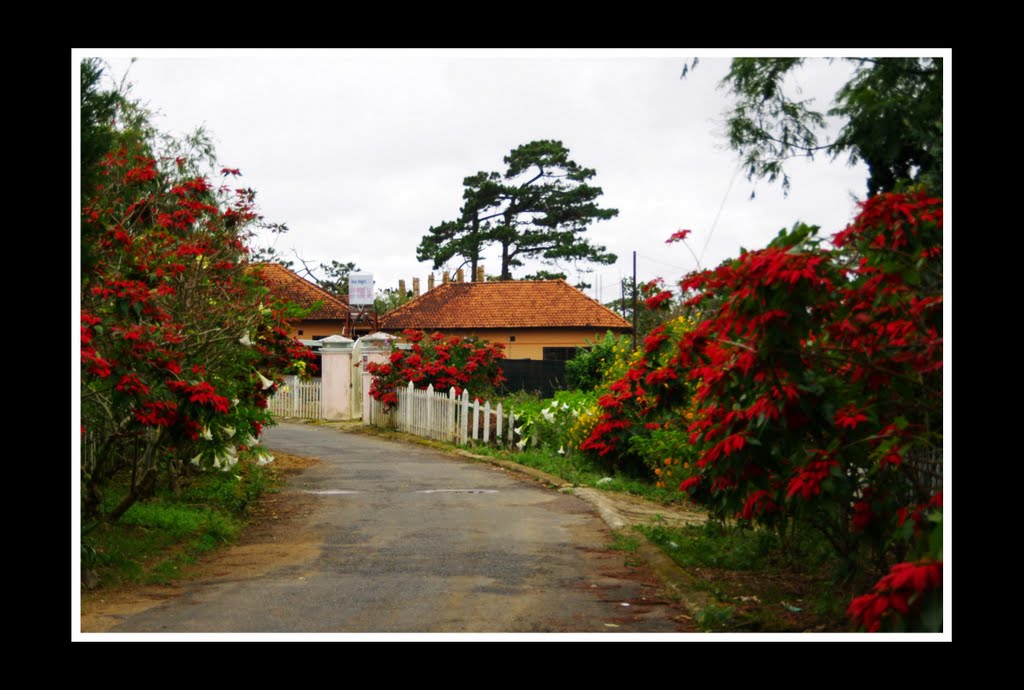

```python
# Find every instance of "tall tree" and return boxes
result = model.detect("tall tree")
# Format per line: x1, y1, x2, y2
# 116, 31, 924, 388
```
417, 140, 618, 280
416, 171, 502, 280
695, 57, 943, 197
315, 259, 361, 298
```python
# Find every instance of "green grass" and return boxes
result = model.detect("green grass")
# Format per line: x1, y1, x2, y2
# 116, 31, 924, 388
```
640, 521, 782, 571
84, 461, 277, 589
607, 529, 642, 567
465, 444, 696, 506
638, 520, 848, 631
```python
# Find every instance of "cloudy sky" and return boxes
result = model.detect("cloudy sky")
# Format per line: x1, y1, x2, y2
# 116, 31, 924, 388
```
80, 49, 916, 304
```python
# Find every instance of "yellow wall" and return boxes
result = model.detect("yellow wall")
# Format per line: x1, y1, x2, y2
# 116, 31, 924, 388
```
392, 327, 628, 360
289, 319, 348, 339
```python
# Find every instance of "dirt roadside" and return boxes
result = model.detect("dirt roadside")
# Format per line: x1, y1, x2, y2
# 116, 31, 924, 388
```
79, 452, 321, 633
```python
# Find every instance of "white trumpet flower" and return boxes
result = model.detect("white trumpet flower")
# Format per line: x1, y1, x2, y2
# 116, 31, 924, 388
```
257, 371, 274, 390
239, 333, 252, 346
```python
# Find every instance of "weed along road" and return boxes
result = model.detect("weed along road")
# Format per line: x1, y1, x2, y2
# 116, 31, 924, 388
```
110, 422, 691, 633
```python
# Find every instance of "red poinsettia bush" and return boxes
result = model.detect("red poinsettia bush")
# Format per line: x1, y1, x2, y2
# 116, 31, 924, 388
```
667, 191, 943, 631
578, 306, 702, 480
366, 330, 506, 408
80, 96, 314, 521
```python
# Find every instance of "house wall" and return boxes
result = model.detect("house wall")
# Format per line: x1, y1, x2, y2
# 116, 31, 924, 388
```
288, 319, 349, 340
389, 327, 629, 360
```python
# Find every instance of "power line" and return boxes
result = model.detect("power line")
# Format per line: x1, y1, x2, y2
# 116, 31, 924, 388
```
700, 163, 742, 265
637, 253, 690, 272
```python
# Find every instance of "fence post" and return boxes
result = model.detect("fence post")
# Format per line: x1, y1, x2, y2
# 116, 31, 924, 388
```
472, 397, 480, 443
426, 384, 434, 440
509, 411, 516, 450
483, 401, 491, 444
459, 389, 469, 445
406, 381, 414, 433
496, 402, 503, 445
284, 374, 298, 418
449, 387, 458, 443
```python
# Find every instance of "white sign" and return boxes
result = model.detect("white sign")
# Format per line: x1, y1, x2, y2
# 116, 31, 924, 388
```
349, 273, 374, 306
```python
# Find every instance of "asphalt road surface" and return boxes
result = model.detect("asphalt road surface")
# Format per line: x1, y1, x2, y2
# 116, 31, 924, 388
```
109, 423, 689, 633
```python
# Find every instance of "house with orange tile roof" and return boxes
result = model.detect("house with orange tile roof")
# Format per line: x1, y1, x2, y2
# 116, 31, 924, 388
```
379, 279, 632, 361
252, 263, 376, 340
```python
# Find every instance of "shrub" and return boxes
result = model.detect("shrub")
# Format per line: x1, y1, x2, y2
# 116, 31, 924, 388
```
366, 330, 506, 408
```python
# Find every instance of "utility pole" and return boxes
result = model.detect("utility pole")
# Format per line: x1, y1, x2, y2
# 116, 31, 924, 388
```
632, 251, 638, 350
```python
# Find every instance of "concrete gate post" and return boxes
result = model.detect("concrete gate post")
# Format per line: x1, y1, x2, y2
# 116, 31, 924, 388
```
319, 334, 355, 420
356, 332, 397, 424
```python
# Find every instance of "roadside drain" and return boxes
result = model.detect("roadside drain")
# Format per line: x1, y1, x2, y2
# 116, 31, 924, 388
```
302, 490, 364, 495
416, 489, 499, 494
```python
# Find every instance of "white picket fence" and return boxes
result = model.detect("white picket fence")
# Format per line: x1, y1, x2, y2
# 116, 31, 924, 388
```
368, 381, 519, 448
268, 377, 322, 419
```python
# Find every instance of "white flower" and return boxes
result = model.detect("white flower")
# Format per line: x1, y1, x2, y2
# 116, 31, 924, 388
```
190, 451, 204, 467
541, 409, 555, 423
558, 445, 565, 455
200, 426, 213, 441
232, 398, 240, 407
516, 438, 528, 450
221, 426, 236, 439
239, 333, 252, 346
213, 445, 238, 471
257, 371, 274, 390
256, 452, 275, 466
242, 434, 259, 447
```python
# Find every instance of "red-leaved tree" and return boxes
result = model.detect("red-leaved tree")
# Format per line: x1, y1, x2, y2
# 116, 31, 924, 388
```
580, 192, 943, 631
80, 65, 315, 520
674, 192, 943, 631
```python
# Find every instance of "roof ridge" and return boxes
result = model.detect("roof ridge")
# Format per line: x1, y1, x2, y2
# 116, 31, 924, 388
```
378, 278, 631, 330
253, 263, 349, 309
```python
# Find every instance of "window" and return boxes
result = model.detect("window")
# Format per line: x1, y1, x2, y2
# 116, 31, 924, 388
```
543, 347, 579, 362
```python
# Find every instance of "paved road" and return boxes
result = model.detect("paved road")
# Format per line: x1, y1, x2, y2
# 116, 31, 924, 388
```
111, 423, 688, 633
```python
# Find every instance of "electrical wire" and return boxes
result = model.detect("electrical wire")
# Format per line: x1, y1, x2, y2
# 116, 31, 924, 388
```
700, 163, 742, 265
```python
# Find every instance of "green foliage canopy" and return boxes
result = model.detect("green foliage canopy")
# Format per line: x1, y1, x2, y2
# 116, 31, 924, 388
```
701, 57, 943, 197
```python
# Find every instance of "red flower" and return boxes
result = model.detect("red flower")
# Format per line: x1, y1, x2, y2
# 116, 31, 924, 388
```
667, 229, 692, 244
848, 560, 942, 632
643, 290, 673, 310
679, 476, 702, 493
834, 404, 868, 430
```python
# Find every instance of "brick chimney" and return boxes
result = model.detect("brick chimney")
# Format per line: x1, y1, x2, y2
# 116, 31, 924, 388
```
456, 268, 464, 283
475, 265, 485, 282
398, 279, 406, 295
412, 277, 420, 297
427, 272, 435, 291
442, 271, 449, 284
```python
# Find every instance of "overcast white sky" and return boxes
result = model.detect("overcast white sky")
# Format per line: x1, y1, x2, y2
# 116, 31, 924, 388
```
77, 49, 944, 304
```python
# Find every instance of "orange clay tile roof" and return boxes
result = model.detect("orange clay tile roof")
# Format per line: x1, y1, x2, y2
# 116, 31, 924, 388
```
380, 280, 632, 330
251, 263, 350, 320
